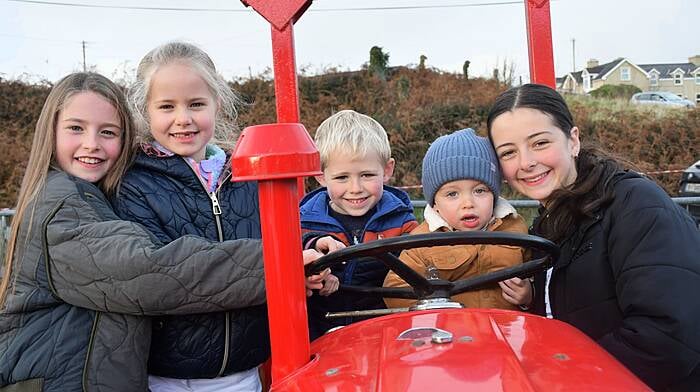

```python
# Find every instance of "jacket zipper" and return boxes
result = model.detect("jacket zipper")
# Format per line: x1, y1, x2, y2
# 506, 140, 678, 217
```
212, 175, 230, 377
210, 192, 224, 242
83, 312, 101, 392
184, 158, 231, 377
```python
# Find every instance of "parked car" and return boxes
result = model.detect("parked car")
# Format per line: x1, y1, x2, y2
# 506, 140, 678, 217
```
630, 91, 696, 108
679, 159, 700, 227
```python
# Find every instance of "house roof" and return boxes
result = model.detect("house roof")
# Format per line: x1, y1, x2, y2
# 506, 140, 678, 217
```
587, 58, 622, 80
570, 70, 583, 83
557, 57, 700, 82
557, 58, 622, 83
638, 62, 698, 78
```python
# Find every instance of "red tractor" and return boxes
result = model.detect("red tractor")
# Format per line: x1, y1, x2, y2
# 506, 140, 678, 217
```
233, 1, 650, 390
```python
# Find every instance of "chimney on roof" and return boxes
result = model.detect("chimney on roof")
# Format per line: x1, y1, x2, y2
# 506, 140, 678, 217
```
586, 59, 599, 69
689, 55, 700, 66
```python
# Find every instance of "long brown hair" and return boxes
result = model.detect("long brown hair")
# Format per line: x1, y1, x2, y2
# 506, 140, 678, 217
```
0, 72, 135, 308
486, 84, 627, 242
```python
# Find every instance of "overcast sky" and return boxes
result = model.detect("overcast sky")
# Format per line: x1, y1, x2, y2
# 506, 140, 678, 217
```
0, 0, 696, 85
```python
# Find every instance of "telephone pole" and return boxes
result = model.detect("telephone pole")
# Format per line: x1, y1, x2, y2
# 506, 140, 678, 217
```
82, 41, 87, 72
571, 38, 576, 71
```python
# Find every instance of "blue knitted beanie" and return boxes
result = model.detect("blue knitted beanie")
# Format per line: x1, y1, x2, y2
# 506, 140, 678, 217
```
422, 128, 501, 206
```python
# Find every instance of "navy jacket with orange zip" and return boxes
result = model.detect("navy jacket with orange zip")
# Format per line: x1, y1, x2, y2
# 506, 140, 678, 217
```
299, 185, 418, 339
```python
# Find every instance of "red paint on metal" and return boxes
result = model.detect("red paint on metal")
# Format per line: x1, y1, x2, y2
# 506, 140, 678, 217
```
272, 309, 651, 391
231, 123, 321, 383
525, 0, 556, 88
271, 25, 301, 123
241, 0, 311, 30
242, 0, 312, 197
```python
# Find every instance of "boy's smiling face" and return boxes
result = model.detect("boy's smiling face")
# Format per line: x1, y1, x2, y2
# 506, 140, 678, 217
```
433, 179, 494, 231
316, 151, 395, 217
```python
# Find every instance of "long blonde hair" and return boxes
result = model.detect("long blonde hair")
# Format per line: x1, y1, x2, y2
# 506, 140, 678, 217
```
129, 41, 241, 150
0, 72, 135, 308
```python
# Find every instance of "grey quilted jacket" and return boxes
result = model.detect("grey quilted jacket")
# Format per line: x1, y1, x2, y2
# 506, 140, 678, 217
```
0, 171, 266, 391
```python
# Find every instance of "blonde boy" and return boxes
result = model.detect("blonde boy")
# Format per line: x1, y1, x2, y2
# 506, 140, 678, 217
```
300, 110, 418, 339
384, 128, 531, 310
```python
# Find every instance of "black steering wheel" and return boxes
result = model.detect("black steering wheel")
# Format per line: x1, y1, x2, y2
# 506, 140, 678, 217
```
306, 231, 558, 302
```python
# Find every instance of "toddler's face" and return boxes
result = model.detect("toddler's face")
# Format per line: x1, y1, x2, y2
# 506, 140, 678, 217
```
146, 63, 217, 161
433, 179, 494, 231
54, 92, 123, 183
317, 151, 394, 217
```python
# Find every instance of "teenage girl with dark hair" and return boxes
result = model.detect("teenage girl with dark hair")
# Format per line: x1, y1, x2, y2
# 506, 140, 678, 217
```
487, 83, 700, 391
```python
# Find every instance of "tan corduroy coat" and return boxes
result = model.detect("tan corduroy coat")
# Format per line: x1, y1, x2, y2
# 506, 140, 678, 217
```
384, 198, 528, 310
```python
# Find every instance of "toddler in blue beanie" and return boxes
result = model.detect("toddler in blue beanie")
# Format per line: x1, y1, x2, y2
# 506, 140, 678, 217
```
384, 128, 533, 310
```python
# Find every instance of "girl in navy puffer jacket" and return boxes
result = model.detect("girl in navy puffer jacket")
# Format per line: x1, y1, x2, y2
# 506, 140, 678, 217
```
111, 41, 334, 391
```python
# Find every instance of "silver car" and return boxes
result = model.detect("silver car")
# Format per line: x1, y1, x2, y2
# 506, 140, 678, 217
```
630, 91, 696, 108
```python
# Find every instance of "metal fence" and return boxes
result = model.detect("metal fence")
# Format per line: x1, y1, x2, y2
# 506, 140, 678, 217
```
410, 196, 700, 209
1, 197, 699, 256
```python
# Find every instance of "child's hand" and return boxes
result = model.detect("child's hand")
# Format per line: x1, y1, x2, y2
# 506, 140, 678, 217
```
314, 236, 346, 254
319, 273, 340, 296
302, 249, 331, 296
498, 277, 532, 307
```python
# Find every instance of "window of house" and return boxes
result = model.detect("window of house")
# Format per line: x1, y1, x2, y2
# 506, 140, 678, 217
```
650, 73, 658, 86
620, 67, 631, 81
695, 73, 700, 85
674, 73, 683, 85
583, 75, 591, 91
696, 93, 700, 103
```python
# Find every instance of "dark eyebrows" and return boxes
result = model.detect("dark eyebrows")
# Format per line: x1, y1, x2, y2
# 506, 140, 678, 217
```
495, 130, 553, 150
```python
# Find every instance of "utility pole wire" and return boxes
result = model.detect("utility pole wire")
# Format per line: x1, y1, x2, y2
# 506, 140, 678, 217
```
6, 0, 539, 12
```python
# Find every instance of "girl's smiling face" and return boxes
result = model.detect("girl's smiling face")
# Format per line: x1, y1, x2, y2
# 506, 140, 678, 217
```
54, 91, 123, 183
490, 107, 580, 205
146, 62, 217, 162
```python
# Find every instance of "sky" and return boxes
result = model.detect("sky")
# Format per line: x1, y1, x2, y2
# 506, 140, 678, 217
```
0, 0, 697, 85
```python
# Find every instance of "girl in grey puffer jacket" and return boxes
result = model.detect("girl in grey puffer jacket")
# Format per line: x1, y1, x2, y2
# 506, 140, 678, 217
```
0, 73, 324, 392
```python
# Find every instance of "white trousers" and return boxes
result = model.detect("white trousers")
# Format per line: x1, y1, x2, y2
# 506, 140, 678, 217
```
148, 367, 261, 392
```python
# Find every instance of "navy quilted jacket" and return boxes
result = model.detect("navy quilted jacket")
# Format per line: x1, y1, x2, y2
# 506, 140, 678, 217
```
111, 148, 270, 379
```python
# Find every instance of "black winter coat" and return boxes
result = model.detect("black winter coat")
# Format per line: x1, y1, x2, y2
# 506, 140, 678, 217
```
111, 149, 270, 379
531, 171, 700, 391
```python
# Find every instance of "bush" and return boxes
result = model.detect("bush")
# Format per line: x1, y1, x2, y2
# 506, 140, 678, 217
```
1, 71, 696, 207
590, 84, 641, 100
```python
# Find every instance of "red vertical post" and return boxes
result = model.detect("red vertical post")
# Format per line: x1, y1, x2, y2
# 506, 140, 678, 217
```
232, 123, 320, 386
271, 25, 301, 123
257, 178, 309, 378
238, 1, 316, 385
243, 0, 311, 199
524, 0, 556, 88
271, 25, 307, 198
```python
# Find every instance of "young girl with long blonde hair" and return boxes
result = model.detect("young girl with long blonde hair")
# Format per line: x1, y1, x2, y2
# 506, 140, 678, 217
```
0, 72, 324, 391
